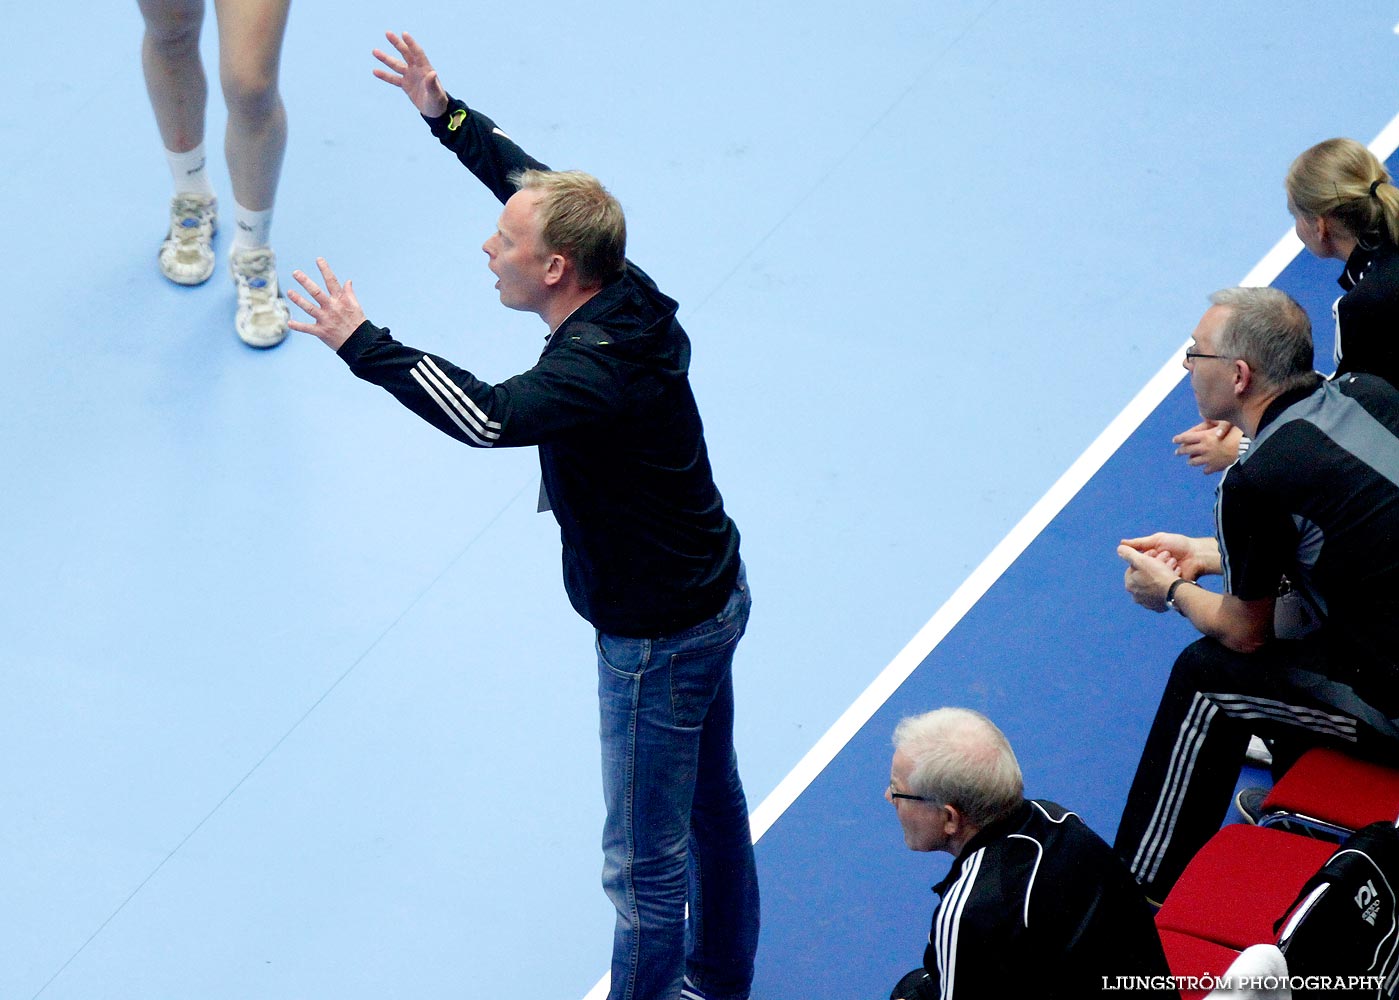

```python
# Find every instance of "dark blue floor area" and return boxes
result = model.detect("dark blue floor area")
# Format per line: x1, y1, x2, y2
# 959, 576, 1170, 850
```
748, 168, 1382, 993
752, 374, 1211, 996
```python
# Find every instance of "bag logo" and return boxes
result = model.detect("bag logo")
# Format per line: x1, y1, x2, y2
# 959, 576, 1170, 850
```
1356, 879, 1382, 926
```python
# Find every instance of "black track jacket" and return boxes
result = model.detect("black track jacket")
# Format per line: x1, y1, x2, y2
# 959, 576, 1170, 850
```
906, 800, 1172, 999
336, 98, 740, 637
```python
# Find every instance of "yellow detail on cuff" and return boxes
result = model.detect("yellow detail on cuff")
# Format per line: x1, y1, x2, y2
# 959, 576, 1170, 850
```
447, 109, 467, 132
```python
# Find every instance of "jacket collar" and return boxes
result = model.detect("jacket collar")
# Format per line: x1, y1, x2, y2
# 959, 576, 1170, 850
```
932, 799, 1031, 895
1339, 235, 1388, 291
1255, 376, 1325, 437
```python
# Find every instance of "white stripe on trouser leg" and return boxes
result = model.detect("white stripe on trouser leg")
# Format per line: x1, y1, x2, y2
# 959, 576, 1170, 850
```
1132, 690, 1361, 885
1131, 693, 1218, 885
1207, 694, 1358, 741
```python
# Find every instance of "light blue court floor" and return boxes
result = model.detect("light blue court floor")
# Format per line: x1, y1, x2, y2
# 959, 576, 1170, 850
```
6, 3, 1399, 998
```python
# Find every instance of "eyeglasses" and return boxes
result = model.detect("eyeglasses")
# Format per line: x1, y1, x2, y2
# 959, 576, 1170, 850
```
1184, 350, 1235, 364
887, 781, 933, 803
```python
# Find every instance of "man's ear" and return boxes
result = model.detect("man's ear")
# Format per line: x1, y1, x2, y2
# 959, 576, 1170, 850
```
543, 253, 568, 287
943, 803, 963, 837
1233, 359, 1253, 396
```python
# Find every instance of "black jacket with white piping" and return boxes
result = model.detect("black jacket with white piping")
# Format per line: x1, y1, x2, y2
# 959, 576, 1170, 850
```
907, 800, 1171, 999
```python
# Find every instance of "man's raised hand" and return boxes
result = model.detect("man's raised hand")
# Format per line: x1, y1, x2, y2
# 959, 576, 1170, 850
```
372, 31, 449, 118
287, 257, 366, 351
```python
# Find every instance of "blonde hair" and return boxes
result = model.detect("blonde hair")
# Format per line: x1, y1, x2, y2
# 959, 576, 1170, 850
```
892, 707, 1023, 828
1286, 138, 1399, 246
511, 169, 626, 288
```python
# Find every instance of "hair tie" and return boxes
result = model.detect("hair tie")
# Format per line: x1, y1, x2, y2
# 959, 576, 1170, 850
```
1371, 179, 1384, 198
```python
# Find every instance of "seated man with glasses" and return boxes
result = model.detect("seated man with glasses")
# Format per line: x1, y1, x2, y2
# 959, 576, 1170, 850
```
1115, 286, 1399, 903
885, 708, 1170, 1000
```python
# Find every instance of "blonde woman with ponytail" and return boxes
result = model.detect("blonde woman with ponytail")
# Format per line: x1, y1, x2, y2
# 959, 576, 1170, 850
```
1175, 138, 1399, 473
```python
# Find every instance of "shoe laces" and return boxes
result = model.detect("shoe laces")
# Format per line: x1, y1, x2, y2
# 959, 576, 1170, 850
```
232, 249, 282, 312
169, 194, 215, 239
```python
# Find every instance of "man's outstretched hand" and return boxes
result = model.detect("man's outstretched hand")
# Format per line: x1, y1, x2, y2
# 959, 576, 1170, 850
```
287, 257, 366, 351
372, 31, 449, 118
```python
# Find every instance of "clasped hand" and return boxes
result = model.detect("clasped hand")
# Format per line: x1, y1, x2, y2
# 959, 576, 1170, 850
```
1115, 532, 1210, 614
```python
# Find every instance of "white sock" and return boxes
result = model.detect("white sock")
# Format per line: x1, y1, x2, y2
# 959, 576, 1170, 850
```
231, 202, 274, 251
166, 143, 215, 198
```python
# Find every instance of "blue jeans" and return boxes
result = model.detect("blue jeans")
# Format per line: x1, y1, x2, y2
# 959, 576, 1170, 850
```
596, 567, 759, 1000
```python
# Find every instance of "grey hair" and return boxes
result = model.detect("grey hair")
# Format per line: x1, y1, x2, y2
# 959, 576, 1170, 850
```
892, 707, 1023, 828
1208, 287, 1314, 393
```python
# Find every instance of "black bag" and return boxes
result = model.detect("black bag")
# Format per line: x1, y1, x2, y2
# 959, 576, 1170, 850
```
889, 967, 936, 1000
1275, 822, 1399, 998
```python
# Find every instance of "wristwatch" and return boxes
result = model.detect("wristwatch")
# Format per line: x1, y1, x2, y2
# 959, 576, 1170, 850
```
1165, 578, 1196, 614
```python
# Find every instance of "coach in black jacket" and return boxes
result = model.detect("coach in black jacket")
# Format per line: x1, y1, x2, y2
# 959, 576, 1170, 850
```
286, 32, 758, 1000
886, 709, 1172, 1000
1117, 287, 1399, 901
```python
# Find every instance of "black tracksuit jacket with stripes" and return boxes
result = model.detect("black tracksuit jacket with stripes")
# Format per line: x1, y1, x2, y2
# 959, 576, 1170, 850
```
904, 801, 1171, 1000
336, 98, 740, 637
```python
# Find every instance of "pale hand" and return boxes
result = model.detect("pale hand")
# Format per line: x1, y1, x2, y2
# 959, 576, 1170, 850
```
1118, 545, 1179, 613
1119, 532, 1217, 582
286, 257, 366, 351
372, 31, 449, 118
1172, 420, 1243, 474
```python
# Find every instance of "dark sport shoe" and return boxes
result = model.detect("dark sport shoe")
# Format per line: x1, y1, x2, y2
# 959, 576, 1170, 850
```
1235, 787, 1332, 839
1236, 786, 1268, 824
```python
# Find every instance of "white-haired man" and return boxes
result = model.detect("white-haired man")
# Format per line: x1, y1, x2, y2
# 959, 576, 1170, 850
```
886, 708, 1170, 999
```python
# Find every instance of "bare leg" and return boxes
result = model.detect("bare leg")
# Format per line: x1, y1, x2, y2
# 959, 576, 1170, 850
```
141, 0, 217, 284
213, 0, 291, 347
214, 0, 290, 212
138, 0, 208, 154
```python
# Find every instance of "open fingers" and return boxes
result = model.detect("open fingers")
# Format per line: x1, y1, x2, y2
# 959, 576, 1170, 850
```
316, 257, 343, 297
290, 268, 328, 306
372, 47, 407, 75
286, 286, 318, 318
386, 30, 427, 66
384, 30, 410, 59
400, 31, 427, 61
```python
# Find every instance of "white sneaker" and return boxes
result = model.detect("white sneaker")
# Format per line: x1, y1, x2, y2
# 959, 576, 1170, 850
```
229, 246, 290, 349
158, 193, 217, 285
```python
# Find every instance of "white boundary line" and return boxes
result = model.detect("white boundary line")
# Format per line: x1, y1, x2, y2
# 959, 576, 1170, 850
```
581, 111, 1399, 1000
748, 109, 1399, 843
749, 347, 1195, 840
